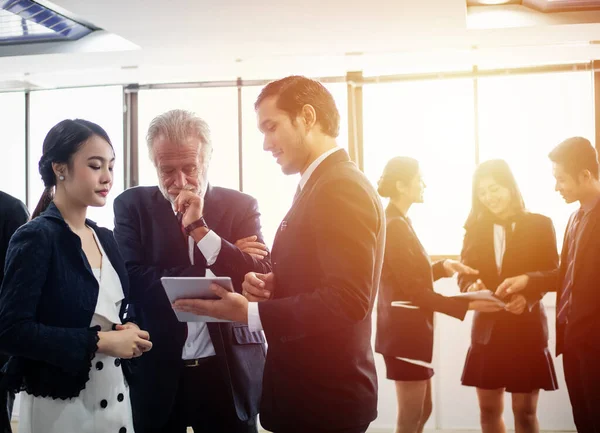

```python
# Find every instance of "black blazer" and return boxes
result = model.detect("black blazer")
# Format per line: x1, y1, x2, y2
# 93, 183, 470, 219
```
0, 191, 29, 288
375, 204, 468, 363
256, 150, 384, 432
527, 200, 600, 355
458, 213, 558, 346
113, 184, 270, 429
0, 202, 134, 399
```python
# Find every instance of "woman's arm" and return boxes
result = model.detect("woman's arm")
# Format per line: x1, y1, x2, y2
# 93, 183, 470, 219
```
385, 218, 469, 320
457, 228, 480, 292
0, 224, 100, 373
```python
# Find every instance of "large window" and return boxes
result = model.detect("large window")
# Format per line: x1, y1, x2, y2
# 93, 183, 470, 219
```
0, 92, 26, 203
478, 71, 593, 248
137, 88, 240, 191
241, 83, 348, 247
28, 86, 124, 228
362, 79, 476, 255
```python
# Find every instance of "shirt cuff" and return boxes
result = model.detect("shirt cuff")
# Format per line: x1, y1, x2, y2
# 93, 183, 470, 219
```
248, 302, 263, 331
196, 230, 221, 266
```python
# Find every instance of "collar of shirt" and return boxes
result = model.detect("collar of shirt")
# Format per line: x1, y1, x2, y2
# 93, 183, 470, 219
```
298, 147, 342, 191
581, 191, 600, 214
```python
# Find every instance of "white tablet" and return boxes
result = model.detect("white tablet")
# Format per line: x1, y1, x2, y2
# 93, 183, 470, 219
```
161, 276, 235, 322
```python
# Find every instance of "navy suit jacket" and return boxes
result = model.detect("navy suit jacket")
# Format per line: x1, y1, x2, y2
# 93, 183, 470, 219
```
0, 191, 29, 288
0, 202, 134, 399
113, 185, 270, 429
458, 213, 558, 347
525, 202, 600, 355
257, 150, 385, 432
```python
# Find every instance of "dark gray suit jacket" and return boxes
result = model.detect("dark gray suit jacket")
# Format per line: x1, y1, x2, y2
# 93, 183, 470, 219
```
114, 185, 270, 430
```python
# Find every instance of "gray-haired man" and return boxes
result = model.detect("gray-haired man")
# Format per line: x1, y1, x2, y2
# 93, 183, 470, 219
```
114, 109, 270, 433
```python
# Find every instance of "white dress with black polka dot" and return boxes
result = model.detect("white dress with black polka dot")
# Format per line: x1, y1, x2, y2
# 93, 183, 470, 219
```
18, 230, 135, 433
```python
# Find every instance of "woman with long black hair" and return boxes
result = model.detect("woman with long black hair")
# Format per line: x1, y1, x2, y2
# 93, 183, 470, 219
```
458, 159, 559, 433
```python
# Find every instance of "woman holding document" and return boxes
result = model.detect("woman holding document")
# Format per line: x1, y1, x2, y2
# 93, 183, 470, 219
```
458, 159, 558, 433
375, 157, 502, 433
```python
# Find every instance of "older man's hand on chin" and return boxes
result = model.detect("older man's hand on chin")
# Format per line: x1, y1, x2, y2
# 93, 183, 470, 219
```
173, 284, 249, 324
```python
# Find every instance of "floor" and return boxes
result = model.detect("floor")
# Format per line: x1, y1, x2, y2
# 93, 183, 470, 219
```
9, 421, 575, 432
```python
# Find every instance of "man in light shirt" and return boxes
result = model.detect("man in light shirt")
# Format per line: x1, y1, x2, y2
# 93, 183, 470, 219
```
114, 109, 270, 433
174, 76, 385, 433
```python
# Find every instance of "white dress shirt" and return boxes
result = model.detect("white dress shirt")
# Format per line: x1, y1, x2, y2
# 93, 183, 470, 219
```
181, 227, 222, 359
493, 223, 515, 274
247, 147, 342, 332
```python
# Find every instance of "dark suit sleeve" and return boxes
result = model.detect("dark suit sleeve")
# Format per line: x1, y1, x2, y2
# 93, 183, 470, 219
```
113, 196, 210, 303
0, 225, 98, 372
258, 177, 379, 341
431, 260, 448, 282
458, 228, 479, 293
0, 199, 29, 284
385, 219, 468, 320
209, 197, 272, 288
524, 217, 560, 298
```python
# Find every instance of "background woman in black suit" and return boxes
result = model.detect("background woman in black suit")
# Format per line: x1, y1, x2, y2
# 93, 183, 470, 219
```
458, 159, 559, 433
375, 157, 503, 433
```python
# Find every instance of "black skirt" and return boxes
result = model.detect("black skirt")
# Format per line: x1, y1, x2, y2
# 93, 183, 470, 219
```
462, 316, 558, 393
384, 356, 434, 382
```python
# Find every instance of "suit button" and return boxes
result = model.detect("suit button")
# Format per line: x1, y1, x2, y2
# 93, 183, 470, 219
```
96, 361, 103, 370
117, 393, 124, 402
100, 399, 108, 409
119, 428, 127, 433
114, 358, 121, 367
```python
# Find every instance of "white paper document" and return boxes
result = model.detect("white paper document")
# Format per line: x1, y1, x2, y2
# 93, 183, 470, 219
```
391, 290, 506, 309
161, 276, 234, 322
450, 290, 506, 307
391, 300, 420, 309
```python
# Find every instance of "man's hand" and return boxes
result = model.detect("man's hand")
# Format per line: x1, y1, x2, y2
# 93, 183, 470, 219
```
443, 259, 479, 277
468, 300, 504, 313
467, 279, 487, 292
235, 236, 268, 260
115, 322, 140, 332
242, 272, 275, 302
496, 274, 530, 298
173, 284, 249, 324
174, 186, 204, 228
505, 294, 527, 315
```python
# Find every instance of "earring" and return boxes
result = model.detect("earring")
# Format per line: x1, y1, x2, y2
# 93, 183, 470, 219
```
59, 175, 65, 181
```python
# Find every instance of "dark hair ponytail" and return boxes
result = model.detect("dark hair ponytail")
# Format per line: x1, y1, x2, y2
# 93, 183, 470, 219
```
377, 157, 420, 199
31, 119, 112, 219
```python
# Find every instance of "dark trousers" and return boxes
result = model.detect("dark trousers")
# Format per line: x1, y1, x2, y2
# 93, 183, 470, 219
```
0, 390, 13, 433
563, 342, 600, 433
143, 356, 257, 433
0, 358, 14, 433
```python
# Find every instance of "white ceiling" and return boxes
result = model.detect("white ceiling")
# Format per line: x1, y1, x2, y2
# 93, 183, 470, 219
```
0, 0, 600, 88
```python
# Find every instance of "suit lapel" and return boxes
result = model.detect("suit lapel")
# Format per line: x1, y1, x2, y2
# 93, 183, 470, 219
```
202, 184, 224, 231
272, 149, 351, 257
151, 188, 191, 265
573, 202, 600, 277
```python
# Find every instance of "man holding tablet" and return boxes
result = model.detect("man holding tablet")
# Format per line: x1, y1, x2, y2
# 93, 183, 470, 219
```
114, 109, 271, 433
174, 76, 385, 433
